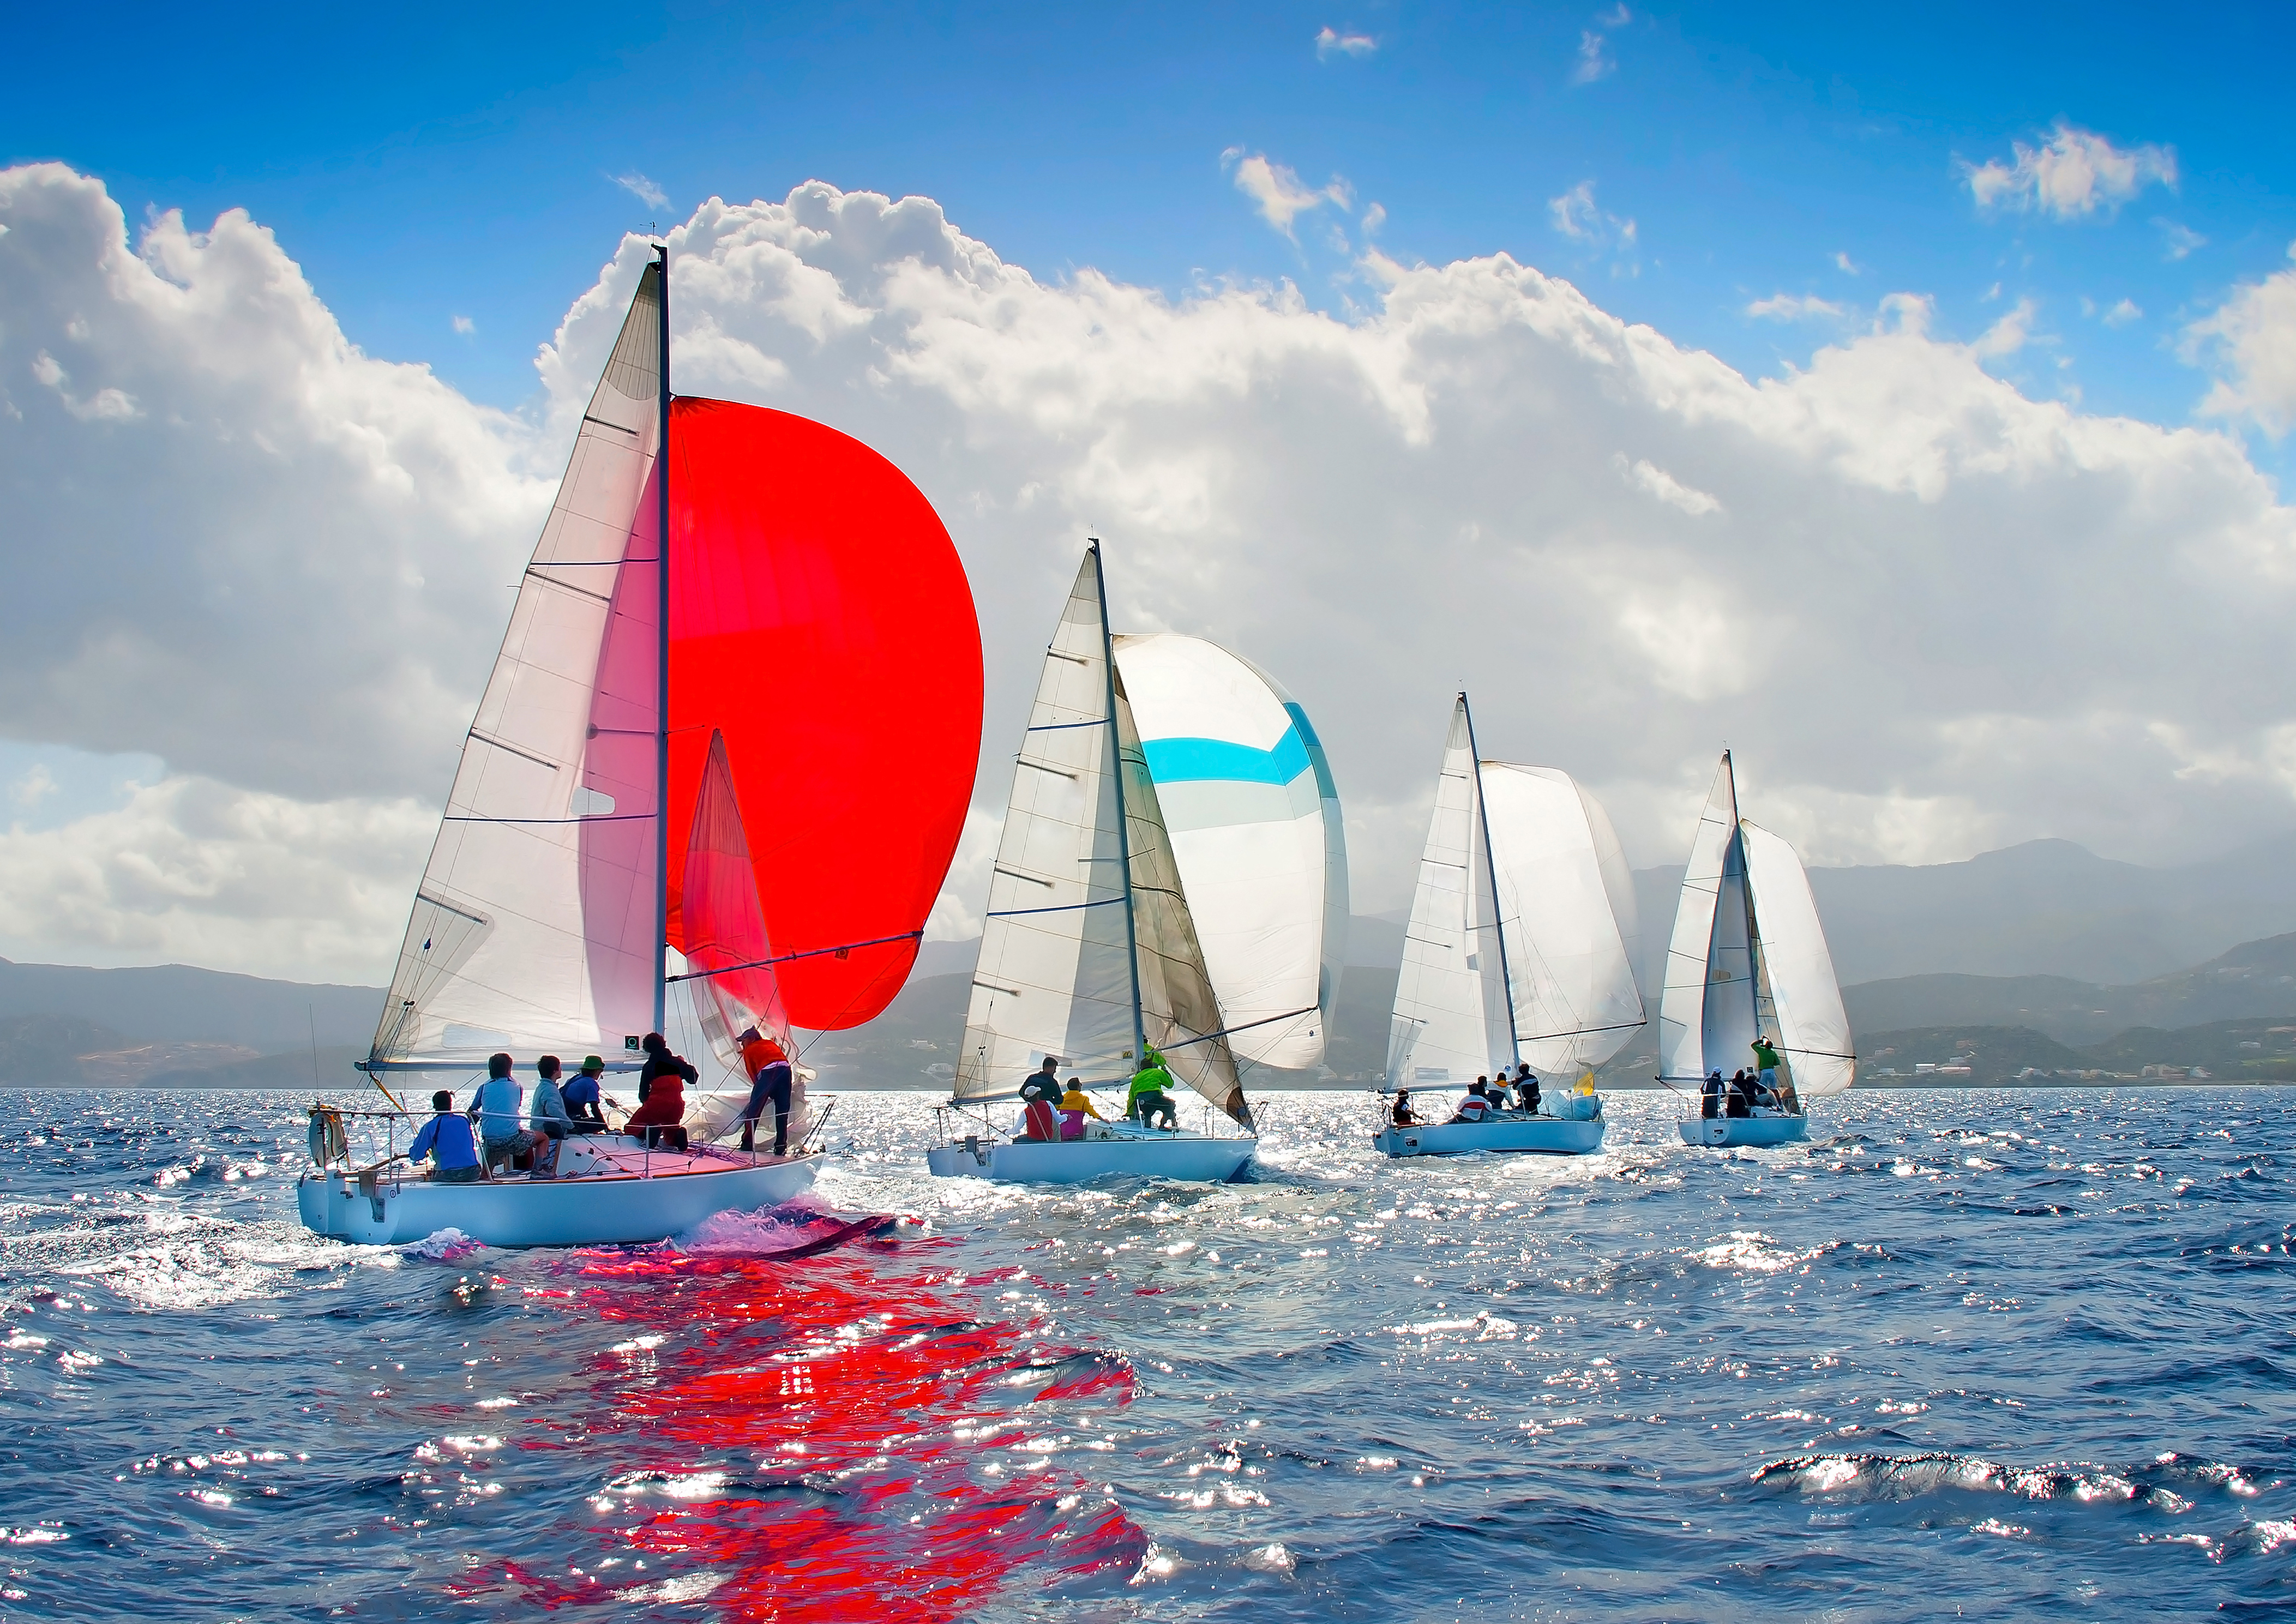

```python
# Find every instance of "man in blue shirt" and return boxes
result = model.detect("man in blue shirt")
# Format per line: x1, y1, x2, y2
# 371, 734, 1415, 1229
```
407, 1090, 483, 1183
472, 1053, 538, 1173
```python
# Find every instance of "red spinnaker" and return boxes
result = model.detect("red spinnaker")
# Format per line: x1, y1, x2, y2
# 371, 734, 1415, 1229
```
665, 399, 982, 1032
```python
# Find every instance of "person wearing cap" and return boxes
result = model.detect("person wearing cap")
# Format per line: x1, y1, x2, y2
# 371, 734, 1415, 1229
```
562, 1056, 607, 1130
736, 1025, 795, 1156
1390, 1089, 1419, 1127
408, 1090, 482, 1183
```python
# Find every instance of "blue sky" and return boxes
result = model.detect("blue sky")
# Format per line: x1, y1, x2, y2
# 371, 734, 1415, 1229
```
9, 2, 2291, 442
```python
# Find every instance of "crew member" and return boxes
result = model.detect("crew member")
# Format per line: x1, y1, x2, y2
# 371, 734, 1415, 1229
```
1018, 1056, 1063, 1142
472, 1054, 538, 1174
563, 1056, 608, 1130
1125, 1049, 1180, 1131
1513, 1063, 1542, 1114
737, 1025, 795, 1156
526, 1055, 572, 1177
1058, 1078, 1105, 1141
408, 1090, 483, 1183
624, 1036, 693, 1149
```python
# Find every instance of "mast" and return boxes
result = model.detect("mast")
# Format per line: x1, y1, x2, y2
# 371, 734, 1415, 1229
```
1722, 749, 1760, 1042
1093, 540, 1147, 1070
1460, 692, 1520, 1069
652, 243, 672, 1037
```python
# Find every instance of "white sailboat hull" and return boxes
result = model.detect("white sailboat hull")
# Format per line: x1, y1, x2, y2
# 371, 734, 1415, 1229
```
1374, 1116, 1606, 1157
927, 1128, 1253, 1184
1678, 1112, 1808, 1148
298, 1138, 819, 1247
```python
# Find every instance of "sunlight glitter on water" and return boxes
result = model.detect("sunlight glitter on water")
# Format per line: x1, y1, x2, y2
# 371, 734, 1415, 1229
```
0, 1085, 2292, 1619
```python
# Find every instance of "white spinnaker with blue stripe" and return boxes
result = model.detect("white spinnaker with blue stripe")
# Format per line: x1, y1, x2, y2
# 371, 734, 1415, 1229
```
1112, 634, 1349, 1070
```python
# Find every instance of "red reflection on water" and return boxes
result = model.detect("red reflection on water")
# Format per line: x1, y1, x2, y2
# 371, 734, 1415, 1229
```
464, 1214, 1146, 1620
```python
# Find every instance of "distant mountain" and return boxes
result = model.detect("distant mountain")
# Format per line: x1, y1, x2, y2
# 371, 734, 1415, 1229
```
1626, 834, 2296, 990
1843, 933, 2296, 1045
0, 958, 381, 1050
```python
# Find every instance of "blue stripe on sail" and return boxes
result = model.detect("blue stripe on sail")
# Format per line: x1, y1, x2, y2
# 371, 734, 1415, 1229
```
1142, 728, 1311, 786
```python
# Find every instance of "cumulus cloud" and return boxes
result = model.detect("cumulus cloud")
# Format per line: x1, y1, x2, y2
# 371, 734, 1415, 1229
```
2157, 219, 2206, 261
2101, 298, 2142, 328
1746, 293, 1844, 322
612, 171, 669, 210
1964, 123, 2176, 220
1223, 149, 1352, 236
2185, 243, 2296, 436
1834, 251, 1862, 275
10, 165, 2296, 978
1314, 26, 1375, 59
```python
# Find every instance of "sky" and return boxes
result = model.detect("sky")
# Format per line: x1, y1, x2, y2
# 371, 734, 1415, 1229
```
4, 2, 2296, 982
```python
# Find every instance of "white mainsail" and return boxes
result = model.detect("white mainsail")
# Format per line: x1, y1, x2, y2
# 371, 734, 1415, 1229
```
1656, 751, 1742, 1084
957, 549, 1246, 1120
1656, 752, 1855, 1093
371, 262, 664, 1068
1480, 763, 1645, 1075
1742, 821, 1856, 1097
1111, 633, 1348, 1070
1387, 697, 1511, 1084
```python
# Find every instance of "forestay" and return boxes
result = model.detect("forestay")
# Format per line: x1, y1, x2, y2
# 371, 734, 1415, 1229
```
674, 729, 791, 1064
1741, 821, 1856, 1097
1480, 763, 1645, 1074
1112, 634, 1348, 1070
371, 262, 664, 1068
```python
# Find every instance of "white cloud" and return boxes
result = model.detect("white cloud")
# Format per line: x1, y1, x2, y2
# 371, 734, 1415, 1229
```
12, 764, 57, 810
1549, 181, 1638, 272
2101, 298, 2142, 328
1571, 30, 1614, 83
2156, 219, 2206, 261
1834, 251, 1862, 275
1361, 202, 1386, 238
10, 165, 2296, 977
1746, 293, 1844, 322
1314, 26, 1376, 59
1964, 122, 2176, 221
1615, 454, 1722, 516
2185, 242, 2296, 436
451, 314, 474, 335
1223, 150, 1351, 236
612, 171, 669, 210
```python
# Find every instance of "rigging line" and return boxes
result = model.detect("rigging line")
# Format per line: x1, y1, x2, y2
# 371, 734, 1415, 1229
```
663, 929, 924, 984
1155, 1004, 1320, 1053
1519, 1019, 1648, 1040
985, 897, 1125, 919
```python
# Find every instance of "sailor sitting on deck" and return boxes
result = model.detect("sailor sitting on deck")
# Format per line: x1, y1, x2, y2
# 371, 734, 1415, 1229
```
1016, 1056, 1064, 1142
1126, 1050, 1180, 1131
1059, 1078, 1105, 1141
473, 1054, 539, 1173
525, 1055, 572, 1178
1451, 1084, 1494, 1125
623, 1034, 693, 1150
1701, 1070, 1726, 1119
562, 1056, 608, 1130
408, 1090, 483, 1183
1726, 1069, 1754, 1118
1513, 1064, 1542, 1114
1391, 1090, 1420, 1127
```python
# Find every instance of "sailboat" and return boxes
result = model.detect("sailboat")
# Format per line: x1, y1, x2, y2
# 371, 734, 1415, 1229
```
1378, 694, 1645, 1157
1659, 750, 1856, 1147
927, 546, 1256, 1184
299, 248, 983, 1245
1109, 633, 1349, 1073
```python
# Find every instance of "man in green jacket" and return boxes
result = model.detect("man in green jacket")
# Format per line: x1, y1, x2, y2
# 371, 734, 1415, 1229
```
1125, 1048, 1180, 1130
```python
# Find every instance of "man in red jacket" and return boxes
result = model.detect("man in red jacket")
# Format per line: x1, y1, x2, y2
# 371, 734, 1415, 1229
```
624, 1032, 694, 1149
736, 1025, 795, 1156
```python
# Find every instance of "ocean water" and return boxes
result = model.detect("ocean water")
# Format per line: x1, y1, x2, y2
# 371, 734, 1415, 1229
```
1, 1085, 2289, 1621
